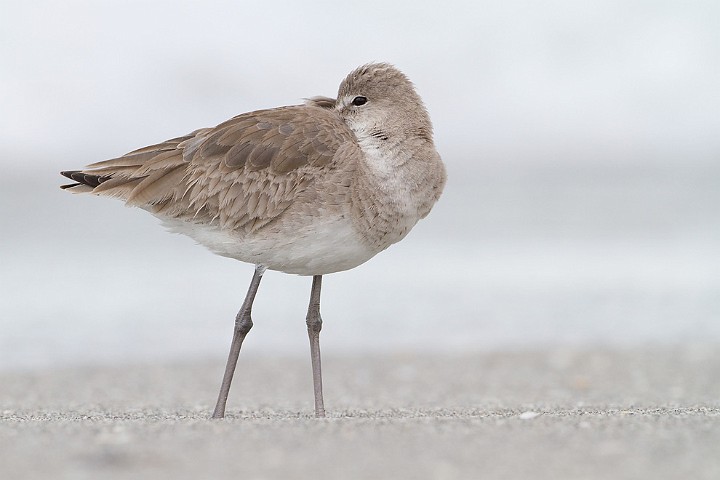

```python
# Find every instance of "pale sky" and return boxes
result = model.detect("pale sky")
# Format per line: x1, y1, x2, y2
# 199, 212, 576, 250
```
1, 1, 719, 368
1, 0, 718, 173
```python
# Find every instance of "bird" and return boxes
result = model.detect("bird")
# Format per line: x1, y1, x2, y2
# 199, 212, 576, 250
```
60, 62, 447, 418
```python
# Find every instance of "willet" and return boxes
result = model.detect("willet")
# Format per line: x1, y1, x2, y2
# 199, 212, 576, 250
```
60, 63, 446, 418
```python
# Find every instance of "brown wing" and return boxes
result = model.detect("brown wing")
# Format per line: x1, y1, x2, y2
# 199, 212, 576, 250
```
62, 104, 356, 232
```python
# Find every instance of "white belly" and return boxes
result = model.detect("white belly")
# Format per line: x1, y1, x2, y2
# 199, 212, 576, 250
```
159, 214, 379, 275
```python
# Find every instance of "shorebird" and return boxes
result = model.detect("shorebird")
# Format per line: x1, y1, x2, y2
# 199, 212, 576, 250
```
60, 63, 446, 418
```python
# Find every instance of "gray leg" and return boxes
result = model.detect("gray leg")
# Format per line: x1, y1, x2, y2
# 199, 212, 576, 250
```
306, 275, 326, 417
212, 265, 265, 419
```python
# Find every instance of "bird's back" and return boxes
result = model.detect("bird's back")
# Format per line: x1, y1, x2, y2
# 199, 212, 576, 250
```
63, 102, 354, 231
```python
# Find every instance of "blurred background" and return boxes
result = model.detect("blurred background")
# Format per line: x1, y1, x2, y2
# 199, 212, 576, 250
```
1, 0, 719, 371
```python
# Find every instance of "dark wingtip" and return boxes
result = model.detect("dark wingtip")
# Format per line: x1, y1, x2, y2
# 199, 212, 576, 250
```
60, 170, 109, 188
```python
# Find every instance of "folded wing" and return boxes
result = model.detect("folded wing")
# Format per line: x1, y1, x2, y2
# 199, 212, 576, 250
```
61, 104, 355, 232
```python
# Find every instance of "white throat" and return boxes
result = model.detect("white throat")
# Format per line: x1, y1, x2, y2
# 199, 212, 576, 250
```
353, 125, 425, 237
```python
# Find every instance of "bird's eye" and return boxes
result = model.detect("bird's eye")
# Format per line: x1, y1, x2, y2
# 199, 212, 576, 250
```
351, 96, 368, 106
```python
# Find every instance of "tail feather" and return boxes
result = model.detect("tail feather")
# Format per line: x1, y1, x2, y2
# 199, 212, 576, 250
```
59, 149, 190, 207
60, 170, 111, 188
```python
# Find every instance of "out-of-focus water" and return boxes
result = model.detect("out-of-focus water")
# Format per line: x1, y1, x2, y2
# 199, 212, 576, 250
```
2, 159, 718, 371
2, 0, 719, 370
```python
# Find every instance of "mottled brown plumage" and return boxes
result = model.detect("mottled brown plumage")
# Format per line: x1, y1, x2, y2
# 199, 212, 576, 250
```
63, 101, 358, 236
61, 63, 446, 418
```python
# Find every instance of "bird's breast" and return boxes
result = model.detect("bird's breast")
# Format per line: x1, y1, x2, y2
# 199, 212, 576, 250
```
350, 141, 441, 250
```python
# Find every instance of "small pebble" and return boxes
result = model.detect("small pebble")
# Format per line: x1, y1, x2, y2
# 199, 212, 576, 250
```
519, 411, 540, 420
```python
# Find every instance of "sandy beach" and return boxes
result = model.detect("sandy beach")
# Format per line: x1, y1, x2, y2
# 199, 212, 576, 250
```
2, 345, 719, 479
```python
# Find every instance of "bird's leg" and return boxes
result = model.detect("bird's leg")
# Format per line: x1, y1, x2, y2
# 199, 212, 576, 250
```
211, 264, 265, 419
306, 275, 326, 417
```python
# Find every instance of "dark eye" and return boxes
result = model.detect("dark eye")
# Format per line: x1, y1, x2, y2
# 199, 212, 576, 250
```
351, 96, 367, 106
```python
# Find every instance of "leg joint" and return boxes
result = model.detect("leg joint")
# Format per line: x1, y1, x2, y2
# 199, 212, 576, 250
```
306, 310, 322, 333
235, 311, 253, 335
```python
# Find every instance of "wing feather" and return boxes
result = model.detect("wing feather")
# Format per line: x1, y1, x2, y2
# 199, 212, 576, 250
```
61, 104, 357, 233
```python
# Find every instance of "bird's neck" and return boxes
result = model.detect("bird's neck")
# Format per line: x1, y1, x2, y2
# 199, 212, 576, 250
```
350, 133, 441, 250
